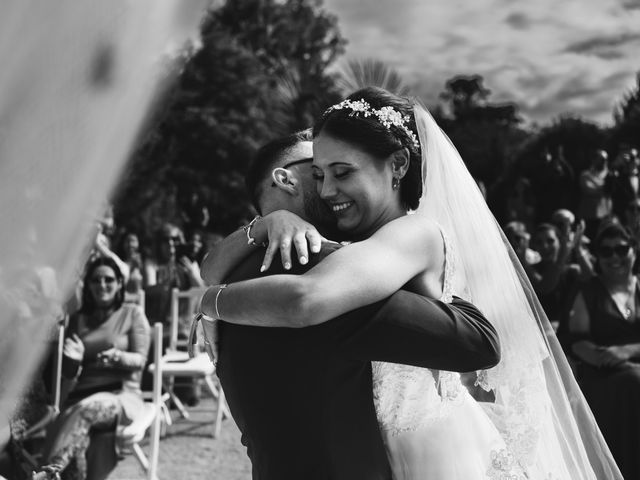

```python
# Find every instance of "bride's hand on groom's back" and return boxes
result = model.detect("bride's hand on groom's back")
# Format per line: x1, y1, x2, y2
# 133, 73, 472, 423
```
256, 210, 323, 272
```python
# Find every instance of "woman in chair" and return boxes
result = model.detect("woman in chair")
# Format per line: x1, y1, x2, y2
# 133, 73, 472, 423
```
35, 257, 150, 480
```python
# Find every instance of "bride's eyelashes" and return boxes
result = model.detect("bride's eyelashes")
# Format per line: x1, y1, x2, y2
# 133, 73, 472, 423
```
312, 169, 353, 181
333, 169, 352, 179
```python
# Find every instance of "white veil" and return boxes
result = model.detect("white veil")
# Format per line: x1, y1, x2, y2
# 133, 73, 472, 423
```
413, 103, 622, 478
0, 0, 210, 446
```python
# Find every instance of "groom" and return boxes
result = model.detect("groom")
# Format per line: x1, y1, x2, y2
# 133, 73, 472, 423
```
202, 130, 500, 480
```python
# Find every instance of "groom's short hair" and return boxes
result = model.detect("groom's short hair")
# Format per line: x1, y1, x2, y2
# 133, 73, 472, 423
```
246, 129, 312, 212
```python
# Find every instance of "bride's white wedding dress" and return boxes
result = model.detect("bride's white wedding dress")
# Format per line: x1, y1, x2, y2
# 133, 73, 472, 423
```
372, 229, 524, 480
371, 103, 621, 480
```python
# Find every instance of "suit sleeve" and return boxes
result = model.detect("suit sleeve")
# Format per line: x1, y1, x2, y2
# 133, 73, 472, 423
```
332, 293, 500, 373
225, 247, 500, 372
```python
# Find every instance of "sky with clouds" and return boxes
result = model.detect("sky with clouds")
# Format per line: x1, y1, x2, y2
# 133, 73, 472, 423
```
324, 0, 640, 126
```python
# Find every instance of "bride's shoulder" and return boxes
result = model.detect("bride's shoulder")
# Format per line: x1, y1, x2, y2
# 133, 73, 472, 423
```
378, 214, 442, 243
375, 215, 444, 261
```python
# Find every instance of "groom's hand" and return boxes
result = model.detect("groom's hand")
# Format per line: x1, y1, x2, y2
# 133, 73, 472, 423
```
257, 210, 323, 272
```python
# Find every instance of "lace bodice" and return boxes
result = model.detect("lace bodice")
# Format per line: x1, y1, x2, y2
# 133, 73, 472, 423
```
372, 227, 465, 435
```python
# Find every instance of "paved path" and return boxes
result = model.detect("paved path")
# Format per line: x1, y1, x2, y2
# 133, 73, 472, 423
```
112, 397, 251, 480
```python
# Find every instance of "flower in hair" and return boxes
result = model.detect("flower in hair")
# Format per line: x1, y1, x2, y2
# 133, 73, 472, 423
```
324, 98, 420, 149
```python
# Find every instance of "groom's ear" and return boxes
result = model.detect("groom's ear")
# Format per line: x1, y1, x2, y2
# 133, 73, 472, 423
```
271, 167, 299, 196
390, 147, 410, 179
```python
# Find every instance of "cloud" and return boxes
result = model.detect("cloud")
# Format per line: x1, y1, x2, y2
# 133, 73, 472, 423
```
621, 0, 640, 10
325, 0, 640, 125
504, 12, 532, 30
564, 32, 640, 59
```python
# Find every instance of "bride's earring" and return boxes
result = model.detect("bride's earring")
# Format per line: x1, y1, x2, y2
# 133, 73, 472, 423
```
392, 177, 400, 190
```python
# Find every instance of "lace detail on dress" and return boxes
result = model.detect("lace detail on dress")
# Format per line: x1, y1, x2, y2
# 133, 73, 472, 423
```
486, 449, 527, 480
372, 224, 466, 436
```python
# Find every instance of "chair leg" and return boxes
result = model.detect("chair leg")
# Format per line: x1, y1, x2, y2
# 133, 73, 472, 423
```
132, 443, 149, 471
204, 375, 230, 438
214, 387, 227, 438
159, 402, 172, 437
162, 381, 190, 419
204, 376, 231, 417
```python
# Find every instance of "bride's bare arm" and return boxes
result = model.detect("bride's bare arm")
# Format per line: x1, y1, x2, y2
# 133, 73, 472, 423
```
201, 211, 323, 285
201, 215, 443, 327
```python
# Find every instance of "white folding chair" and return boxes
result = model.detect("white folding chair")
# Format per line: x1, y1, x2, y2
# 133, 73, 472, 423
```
162, 287, 230, 437
124, 322, 163, 480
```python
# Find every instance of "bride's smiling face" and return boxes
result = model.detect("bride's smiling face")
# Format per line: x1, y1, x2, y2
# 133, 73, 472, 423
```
312, 131, 403, 239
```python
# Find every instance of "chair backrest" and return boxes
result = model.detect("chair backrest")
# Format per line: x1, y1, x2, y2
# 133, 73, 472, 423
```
168, 287, 208, 352
148, 322, 162, 480
52, 316, 66, 413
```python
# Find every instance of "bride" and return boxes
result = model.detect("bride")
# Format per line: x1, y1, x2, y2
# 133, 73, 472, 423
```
201, 87, 621, 479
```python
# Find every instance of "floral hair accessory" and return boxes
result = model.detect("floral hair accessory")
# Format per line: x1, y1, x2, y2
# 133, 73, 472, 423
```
323, 98, 420, 149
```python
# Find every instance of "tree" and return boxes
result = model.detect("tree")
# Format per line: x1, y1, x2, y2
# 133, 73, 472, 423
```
438, 75, 526, 182
513, 115, 606, 220
113, 0, 346, 238
610, 71, 640, 152
336, 58, 411, 96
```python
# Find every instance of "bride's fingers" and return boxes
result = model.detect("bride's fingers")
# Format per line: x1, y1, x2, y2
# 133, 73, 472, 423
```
261, 242, 279, 272
293, 232, 309, 265
279, 238, 293, 270
306, 230, 322, 254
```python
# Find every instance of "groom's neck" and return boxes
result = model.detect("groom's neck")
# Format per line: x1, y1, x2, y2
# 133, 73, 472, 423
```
260, 204, 310, 223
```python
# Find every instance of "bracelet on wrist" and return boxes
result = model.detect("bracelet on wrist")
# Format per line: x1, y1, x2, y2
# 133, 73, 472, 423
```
243, 215, 266, 247
215, 284, 228, 319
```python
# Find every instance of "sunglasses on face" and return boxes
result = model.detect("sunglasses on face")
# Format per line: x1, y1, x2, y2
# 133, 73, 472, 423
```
162, 235, 181, 243
90, 276, 117, 285
598, 244, 632, 259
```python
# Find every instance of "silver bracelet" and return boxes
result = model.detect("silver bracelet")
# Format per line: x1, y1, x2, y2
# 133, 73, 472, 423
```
215, 284, 228, 319
243, 215, 265, 247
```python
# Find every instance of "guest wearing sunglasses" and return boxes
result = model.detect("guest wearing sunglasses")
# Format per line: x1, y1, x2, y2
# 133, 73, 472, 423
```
35, 257, 150, 480
567, 221, 640, 479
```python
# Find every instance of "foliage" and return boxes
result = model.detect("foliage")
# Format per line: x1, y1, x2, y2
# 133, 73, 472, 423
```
336, 58, 411, 96
437, 75, 528, 182
611, 71, 640, 153
516, 116, 607, 177
113, 0, 345, 239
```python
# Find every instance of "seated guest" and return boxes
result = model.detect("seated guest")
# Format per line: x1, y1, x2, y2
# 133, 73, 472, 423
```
578, 149, 612, 240
34, 257, 150, 480
567, 221, 640, 480
144, 223, 203, 291
144, 223, 204, 404
116, 231, 145, 294
621, 197, 640, 247
503, 220, 540, 269
550, 209, 595, 276
144, 223, 204, 329
183, 229, 206, 266
530, 223, 589, 330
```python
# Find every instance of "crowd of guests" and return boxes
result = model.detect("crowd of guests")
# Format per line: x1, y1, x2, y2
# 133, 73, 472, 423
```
502, 145, 640, 479
1, 210, 222, 480
2, 143, 640, 478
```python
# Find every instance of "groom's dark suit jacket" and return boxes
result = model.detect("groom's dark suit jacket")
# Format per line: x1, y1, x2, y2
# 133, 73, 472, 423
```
216, 245, 500, 480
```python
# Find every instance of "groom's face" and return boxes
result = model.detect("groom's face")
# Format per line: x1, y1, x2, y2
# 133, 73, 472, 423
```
276, 142, 338, 237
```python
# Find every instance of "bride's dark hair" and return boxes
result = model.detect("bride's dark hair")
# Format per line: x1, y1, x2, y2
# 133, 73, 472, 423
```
313, 87, 422, 210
